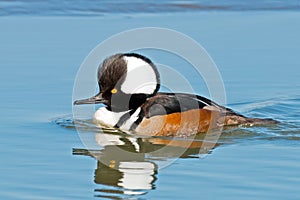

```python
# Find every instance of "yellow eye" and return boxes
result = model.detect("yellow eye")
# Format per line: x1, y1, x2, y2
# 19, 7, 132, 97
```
111, 88, 118, 94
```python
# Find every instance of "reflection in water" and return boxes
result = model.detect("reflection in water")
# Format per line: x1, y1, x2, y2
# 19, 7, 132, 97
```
56, 97, 300, 198
73, 130, 219, 199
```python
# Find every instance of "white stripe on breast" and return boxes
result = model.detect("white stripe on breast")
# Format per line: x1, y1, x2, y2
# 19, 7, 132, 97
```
120, 107, 141, 131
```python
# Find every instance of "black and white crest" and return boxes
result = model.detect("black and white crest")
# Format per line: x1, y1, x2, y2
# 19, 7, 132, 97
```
121, 53, 160, 95
98, 53, 160, 96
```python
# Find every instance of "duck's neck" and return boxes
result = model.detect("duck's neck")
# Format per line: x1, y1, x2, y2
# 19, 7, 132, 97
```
107, 93, 148, 112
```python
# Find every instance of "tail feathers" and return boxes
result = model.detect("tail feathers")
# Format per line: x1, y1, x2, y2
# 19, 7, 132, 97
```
224, 114, 278, 126
243, 117, 278, 125
212, 104, 278, 126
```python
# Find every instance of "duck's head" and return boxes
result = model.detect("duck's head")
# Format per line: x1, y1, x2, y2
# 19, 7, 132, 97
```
74, 53, 160, 112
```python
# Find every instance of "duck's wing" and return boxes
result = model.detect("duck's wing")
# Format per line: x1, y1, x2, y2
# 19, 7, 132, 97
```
142, 92, 243, 118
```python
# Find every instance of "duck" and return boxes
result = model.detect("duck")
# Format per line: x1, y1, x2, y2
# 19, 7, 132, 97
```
74, 53, 277, 137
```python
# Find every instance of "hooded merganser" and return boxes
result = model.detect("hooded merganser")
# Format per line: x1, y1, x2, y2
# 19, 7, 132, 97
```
74, 53, 277, 137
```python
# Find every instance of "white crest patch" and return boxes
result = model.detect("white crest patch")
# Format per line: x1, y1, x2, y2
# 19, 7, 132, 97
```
121, 56, 158, 94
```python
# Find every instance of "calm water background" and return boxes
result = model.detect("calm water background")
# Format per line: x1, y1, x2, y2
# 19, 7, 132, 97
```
1, 1, 300, 199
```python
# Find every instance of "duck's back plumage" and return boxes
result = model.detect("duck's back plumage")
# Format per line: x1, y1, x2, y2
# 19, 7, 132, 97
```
131, 93, 276, 137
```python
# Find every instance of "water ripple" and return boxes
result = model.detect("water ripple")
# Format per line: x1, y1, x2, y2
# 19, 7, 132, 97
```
1, 0, 300, 16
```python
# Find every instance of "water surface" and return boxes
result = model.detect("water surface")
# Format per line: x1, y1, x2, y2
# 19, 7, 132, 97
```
1, 8, 300, 200
1, 0, 300, 16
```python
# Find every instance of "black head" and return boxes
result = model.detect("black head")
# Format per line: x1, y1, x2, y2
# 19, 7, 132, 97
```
74, 53, 160, 112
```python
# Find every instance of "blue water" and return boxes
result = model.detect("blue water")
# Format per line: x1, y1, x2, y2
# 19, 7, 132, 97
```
1, 0, 300, 16
1, 4, 300, 200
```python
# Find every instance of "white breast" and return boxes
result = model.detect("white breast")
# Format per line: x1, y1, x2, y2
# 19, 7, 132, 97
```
93, 107, 141, 132
94, 107, 129, 128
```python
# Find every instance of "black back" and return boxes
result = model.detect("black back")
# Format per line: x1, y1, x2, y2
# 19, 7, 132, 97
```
141, 92, 242, 118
